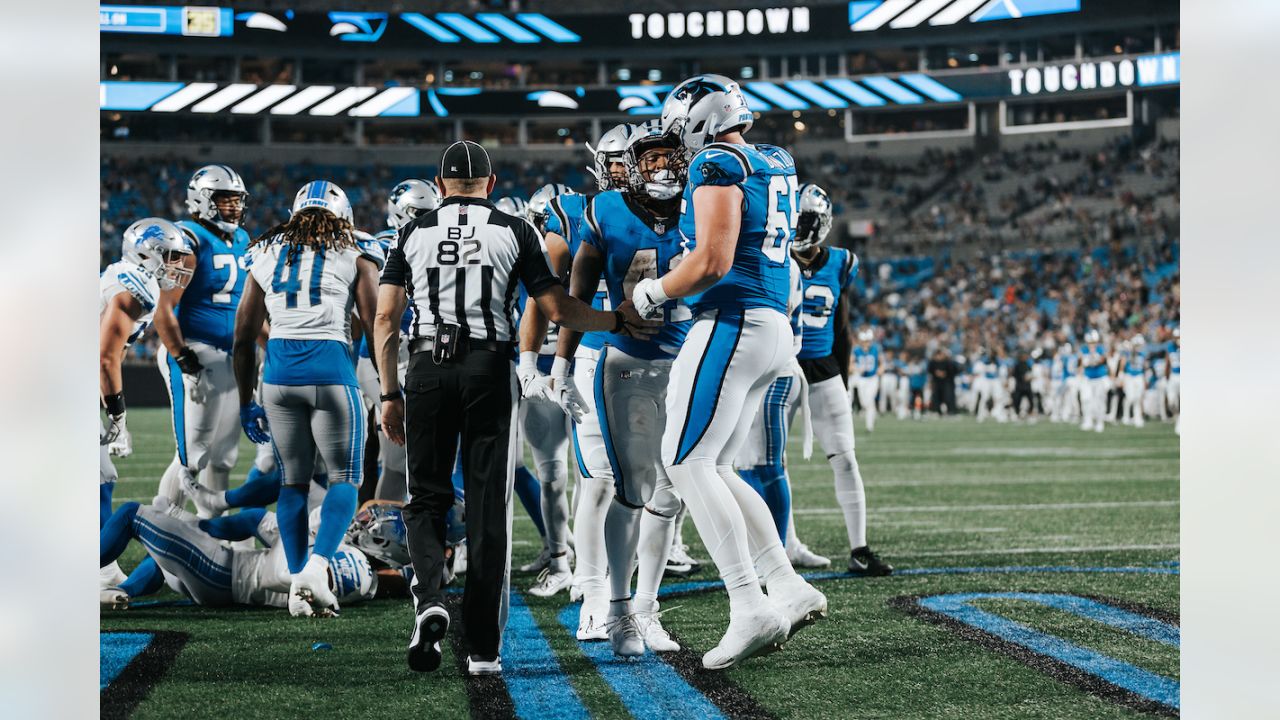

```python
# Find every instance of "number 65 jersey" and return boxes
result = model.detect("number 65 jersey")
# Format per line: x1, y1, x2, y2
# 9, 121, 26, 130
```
678, 142, 798, 317
797, 247, 857, 360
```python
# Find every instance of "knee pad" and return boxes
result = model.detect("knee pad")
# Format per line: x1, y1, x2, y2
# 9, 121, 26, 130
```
646, 484, 682, 518
537, 458, 568, 486
830, 451, 862, 483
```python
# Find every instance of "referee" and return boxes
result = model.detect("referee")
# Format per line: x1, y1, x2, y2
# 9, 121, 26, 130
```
373, 140, 653, 676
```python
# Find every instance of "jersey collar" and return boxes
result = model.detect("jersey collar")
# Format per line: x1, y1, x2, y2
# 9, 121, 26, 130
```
797, 246, 830, 277
441, 196, 494, 208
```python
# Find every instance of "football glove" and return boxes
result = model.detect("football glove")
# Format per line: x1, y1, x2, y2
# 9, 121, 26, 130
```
174, 346, 204, 375
518, 352, 553, 403
631, 277, 668, 320
104, 412, 133, 458
240, 402, 271, 444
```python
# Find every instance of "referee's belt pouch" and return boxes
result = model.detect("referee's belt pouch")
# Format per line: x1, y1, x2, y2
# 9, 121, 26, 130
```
433, 322, 461, 364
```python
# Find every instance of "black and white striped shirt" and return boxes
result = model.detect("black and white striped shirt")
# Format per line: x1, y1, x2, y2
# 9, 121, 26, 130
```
380, 196, 559, 343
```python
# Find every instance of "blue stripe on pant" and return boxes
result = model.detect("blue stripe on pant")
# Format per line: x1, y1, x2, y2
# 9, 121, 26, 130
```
763, 376, 792, 466
165, 354, 188, 467
674, 313, 745, 465
133, 517, 232, 590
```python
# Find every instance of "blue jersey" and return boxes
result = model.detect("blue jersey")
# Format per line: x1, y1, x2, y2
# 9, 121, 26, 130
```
1081, 343, 1109, 379
1123, 348, 1146, 376
797, 247, 857, 360
545, 193, 607, 352
679, 142, 798, 316
175, 220, 251, 351
581, 191, 691, 359
358, 229, 410, 359
853, 344, 881, 377
1167, 341, 1180, 374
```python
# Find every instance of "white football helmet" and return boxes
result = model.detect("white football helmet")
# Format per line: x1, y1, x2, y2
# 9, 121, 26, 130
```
660, 74, 754, 154
328, 545, 377, 604
624, 119, 684, 201
292, 181, 353, 223
347, 502, 410, 569
586, 123, 637, 192
386, 179, 441, 230
1131, 334, 1146, 348
122, 218, 194, 290
792, 184, 833, 251
1061, 342, 1073, 355
528, 183, 576, 233
495, 196, 529, 220
858, 329, 874, 343
186, 164, 249, 234
1084, 329, 1101, 343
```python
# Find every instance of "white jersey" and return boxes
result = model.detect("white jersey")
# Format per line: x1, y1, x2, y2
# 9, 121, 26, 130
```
100, 261, 160, 346
248, 240, 380, 343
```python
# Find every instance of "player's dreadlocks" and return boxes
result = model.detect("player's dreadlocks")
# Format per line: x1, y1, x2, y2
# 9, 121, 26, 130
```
252, 207, 356, 256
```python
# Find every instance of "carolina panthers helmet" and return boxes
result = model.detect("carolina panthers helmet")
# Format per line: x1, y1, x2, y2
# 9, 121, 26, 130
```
1061, 342, 1074, 354
495, 196, 529, 220
624, 119, 684, 201
792, 184, 833, 251
660, 74, 754, 154
386, 179, 442, 230
1031, 347, 1043, 360
586, 123, 638, 192
186, 165, 249, 234
857, 329, 874, 343
122, 218, 194, 290
292, 180, 353, 224
528, 183, 576, 234
347, 502, 411, 569
327, 545, 377, 605
1084, 329, 1101, 343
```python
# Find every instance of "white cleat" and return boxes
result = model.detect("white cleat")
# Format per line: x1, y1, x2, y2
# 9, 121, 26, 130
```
568, 579, 584, 603
608, 612, 646, 658
787, 542, 832, 569
577, 594, 610, 641
152, 495, 198, 522
291, 555, 340, 618
767, 575, 829, 638
637, 607, 680, 653
527, 567, 574, 598
180, 470, 228, 517
466, 655, 503, 676
519, 547, 551, 574
100, 586, 130, 610
702, 606, 790, 670
100, 561, 127, 588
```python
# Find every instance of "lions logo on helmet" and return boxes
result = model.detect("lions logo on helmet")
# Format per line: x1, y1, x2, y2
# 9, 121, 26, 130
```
347, 501, 411, 569
660, 74, 754, 154
792, 184, 833, 251
292, 180, 353, 224
327, 545, 377, 605
122, 218, 195, 290
186, 165, 249, 234
528, 183, 576, 234
387, 179, 442, 231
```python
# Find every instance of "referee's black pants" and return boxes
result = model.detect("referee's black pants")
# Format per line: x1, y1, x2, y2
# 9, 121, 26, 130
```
402, 347, 516, 661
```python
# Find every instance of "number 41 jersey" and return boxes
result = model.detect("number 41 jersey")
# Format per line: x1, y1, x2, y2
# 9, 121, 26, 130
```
678, 142, 798, 316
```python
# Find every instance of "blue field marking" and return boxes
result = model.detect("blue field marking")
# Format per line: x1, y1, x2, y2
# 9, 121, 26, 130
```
555, 605, 728, 720
503, 594, 590, 720
918, 593, 1179, 710
101, 632, 153, 689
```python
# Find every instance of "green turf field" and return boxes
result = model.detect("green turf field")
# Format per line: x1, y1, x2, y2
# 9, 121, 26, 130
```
101, 408, 1179, 719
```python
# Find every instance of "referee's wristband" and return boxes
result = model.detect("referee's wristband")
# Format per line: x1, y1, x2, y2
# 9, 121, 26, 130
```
380, 391, 403, 402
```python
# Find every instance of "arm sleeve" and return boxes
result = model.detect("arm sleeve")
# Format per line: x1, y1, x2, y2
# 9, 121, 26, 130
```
513, 221, 560, 296
380, 246, 410, 287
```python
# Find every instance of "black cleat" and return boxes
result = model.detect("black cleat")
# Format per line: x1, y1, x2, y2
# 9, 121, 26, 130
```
408, 604, 450, 672
847, 546, 894, 576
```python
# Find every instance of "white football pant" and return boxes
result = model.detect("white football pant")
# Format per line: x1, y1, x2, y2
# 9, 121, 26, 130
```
520, 369, 573, 563
569, 346, 613, 603
156, 341, 241, 504
1121, 374, 1146, 427
790, 375, 868, 550
853, 375, 879, 432
1080, 376, 1110, 431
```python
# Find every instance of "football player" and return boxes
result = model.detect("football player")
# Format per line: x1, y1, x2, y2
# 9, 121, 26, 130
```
154, 166, 252, 507
632, 75, 827, 670
1119, 335, 1149, 427
851, 329, 881, 431
1051, 342, 1080, 423
548, 120, 690, 656
1165, 328, 1180, 435
99, 218, 193, 586
232, 181, 381, 617
100, 499, 374, 610
972, 348, 1001, 423
1079, 329, 1110, 433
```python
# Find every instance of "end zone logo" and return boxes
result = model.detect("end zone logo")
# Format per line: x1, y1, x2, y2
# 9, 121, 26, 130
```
628, 8, 811, 40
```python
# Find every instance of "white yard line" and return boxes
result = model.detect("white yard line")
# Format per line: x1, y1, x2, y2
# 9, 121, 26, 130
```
903, 543, 1180, 557
791, 500, 1177, 515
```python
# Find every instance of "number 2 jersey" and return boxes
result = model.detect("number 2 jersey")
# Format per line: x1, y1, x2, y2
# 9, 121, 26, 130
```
678, 142, 798, 316
581, 190, 691, 359
99, 260, 160, 347
175, 220, 251, 352
797, 247, 857, 360
247, 238, 382, 387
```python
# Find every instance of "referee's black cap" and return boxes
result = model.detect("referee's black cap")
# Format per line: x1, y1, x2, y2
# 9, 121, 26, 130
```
439, 141, 493, 179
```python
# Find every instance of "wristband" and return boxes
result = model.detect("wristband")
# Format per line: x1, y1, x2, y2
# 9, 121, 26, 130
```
550, 356, 570, 380
519, 351, 539, 374
647, 277, 672, 305
380, 391, 403, 402
103, 393, 126, 417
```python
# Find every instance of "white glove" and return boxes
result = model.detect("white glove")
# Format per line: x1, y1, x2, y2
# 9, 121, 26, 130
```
546, 356, 588, 423
632, 277, 669, 320
105, 412, 133, 458
517, 352, 551, 402
187, 370, 210, 404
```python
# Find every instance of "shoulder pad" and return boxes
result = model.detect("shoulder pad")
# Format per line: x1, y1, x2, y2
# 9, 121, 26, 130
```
374, 229, 398, 251
691, 144, 751, 187
116, 266, 158, 311
174, 220, 202, 250
358, 239, 387, 270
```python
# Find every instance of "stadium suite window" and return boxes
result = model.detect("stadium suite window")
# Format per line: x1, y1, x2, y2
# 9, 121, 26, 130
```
103, 52, 168, 82
238, 57, 294, 85
1082, 30, 1155, 57
365, 122, 455, 146
927, 44, 999, 70
355, 60, 426, 87
268, 118, 355, 145
848, 49, 917, 75
520, 60, 598, 89
525, 120, 592, 146
101, 114, 261, 144
175, 56, 237, 84
443, 61, 523, 88
459, 120, 520, 146
300, 58, 356, 86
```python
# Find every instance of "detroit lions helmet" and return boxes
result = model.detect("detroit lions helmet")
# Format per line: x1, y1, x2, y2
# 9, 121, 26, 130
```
122, 218, 194, 290
327, 545, 377, 605
347, 502, 411, 569
495, 196, 529, 220
586, 123, 637, 192
292, 180, 353, 224
792, 184, 834, 251
660, 74, 754, 154
186, 165, 249, 234
528, 183, 576, 234
624, 119, 685, 201
386, 179, 442, 231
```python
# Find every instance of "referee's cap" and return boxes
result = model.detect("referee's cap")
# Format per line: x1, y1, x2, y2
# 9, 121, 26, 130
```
439, 141, 493, 179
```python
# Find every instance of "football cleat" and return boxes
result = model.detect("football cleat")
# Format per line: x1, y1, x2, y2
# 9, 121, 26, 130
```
787, 542, 832, 568
847, 546, 894, 576
665, 542, 701, 577
701, 605, 790, 670
518, 547, 551, 574
291, 555, 341, 617
100, 561, 127, 588
637, 606, 679, 652
607, 612, 646, 658
767, 575, 829, 638
152, 494, 198, 522
407, 604, 450, 672
568, 579, 584, 603
466, 655, 502, 676
527, 567, 574, 598
577, 594, 610, 641
100, 586, 130, 611
181, 470, 228, 517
